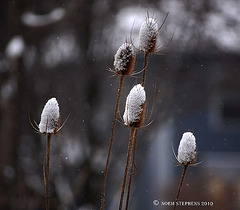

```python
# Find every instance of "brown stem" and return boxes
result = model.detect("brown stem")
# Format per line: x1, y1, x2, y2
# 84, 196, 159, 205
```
174, 164, 188, 210
101, 75, 124, 210
119, 128, 136, 210
46, 134, 51, 210
141, 52, 149, 87
125, 130, 138, 210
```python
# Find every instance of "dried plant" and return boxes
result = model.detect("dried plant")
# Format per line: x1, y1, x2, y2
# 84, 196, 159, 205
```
124, 14, 169, 209
174, 132, 197, 210
125, 130, 138, 210
101, 42, 136, 210
38, 97, 60, 210
102, 12, 169, 210
138, 13, 168, 87
119, 84, 146, 210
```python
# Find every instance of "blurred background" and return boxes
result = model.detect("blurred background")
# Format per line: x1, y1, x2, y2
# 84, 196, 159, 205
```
1, 0, 240, 209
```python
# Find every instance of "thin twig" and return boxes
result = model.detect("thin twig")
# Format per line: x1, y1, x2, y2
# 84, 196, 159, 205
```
119, 128, 136, 210
101, 75, 125, 210
125, 130, 138, 210
174, 164, 188, 210
141, 52, 149, 87
46, 134, 52, 210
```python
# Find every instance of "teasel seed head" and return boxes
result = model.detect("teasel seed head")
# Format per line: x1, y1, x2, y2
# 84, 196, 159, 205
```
177, 132, 197, 165
123, 84, 146, 128
39, 97, 60, 134
139, 17, 158, 53
113, 42, 136, 76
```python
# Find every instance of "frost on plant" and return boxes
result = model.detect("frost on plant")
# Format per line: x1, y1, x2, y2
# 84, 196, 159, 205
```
113, 42, 135, 75
177, 132, 196, 165
39, 97, 60, 134
139, 17, 158, 53
123, 84, 146, 127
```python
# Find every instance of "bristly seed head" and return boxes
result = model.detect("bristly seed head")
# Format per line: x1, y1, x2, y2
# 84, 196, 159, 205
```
113, 42, 135, 76
123, 84, 146, 128
139, 17, 158, 53
177, 132, 197, 165
39, 97, 60, 134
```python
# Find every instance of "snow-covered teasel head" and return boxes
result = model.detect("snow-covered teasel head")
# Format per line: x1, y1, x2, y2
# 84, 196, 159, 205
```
39, 97, 60, 134
177, 132, 197, 165
113, 42, 136, 76
123, 84, 146, 127
139, 17, 158, 53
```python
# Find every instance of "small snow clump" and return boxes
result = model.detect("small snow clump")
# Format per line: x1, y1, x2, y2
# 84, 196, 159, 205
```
39, 97, 60, 134
177, 132, 196, 165
139, 18, 158, 53
123, 84, 146, 127
113, 42, 135, 75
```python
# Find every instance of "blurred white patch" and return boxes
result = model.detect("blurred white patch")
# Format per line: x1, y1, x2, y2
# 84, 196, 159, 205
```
161, 0, 240, 52
55, 175, 74, 205
92, 6, 161, 58
5, 36, 25, 58
1, 78, 17, 99
205, 13, 240, 52
41, 32, 80, 67
90, 149, 106, 173
62, 137, 85, 166
26, 175, 45, 195
78, 203, 97, 210
21, 8, 65, 27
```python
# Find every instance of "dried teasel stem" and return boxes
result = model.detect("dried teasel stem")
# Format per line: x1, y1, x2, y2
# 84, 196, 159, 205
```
174, 132, 197, 210
39, 97, 60, 210
101, 42, 136, 209
119, 128, 136, 210
46, 134, 52, 210
125, 130, 138, 210
101, 75, 124, 210
119, 85, 146, 209
174, 164, 188, 210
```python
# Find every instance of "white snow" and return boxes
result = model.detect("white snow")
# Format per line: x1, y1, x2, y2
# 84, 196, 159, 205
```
113, 42, 135, 73
123, 84, 146, 126
21, 8, 65, 27
41, 32, 80, 67
139, 18, 158, 52
39, 98, 60, 134
5, 36, 25, 58
177, 132, 196, 165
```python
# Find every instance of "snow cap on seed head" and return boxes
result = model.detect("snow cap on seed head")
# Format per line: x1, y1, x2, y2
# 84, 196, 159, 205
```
139, 17, 158, 53
123, 84, 146, 127
177, 132, 197, 165
39, 97, 60, 134
114, 42, 135, 76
